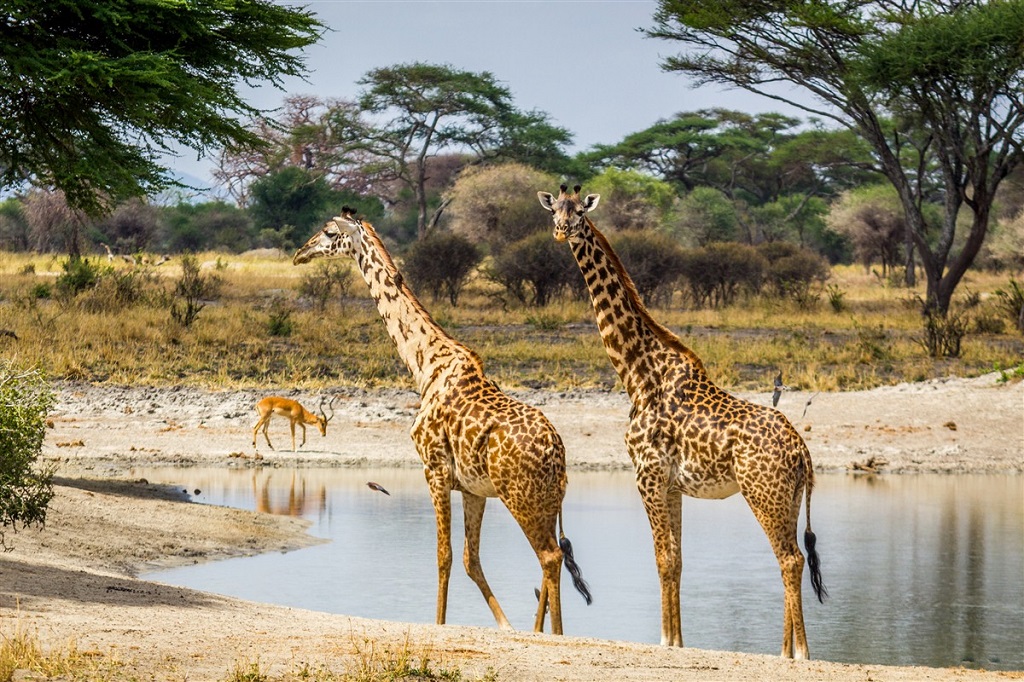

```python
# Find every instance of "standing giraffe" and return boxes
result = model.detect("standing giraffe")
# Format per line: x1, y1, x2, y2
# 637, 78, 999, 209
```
293, 208, 591, 634
538, 185, 825, 658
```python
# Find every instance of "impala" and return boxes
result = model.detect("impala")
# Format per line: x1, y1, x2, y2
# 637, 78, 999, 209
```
252, 396, 336, 452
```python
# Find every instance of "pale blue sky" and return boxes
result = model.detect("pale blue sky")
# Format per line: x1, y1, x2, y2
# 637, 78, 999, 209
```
171, 1, 809, 189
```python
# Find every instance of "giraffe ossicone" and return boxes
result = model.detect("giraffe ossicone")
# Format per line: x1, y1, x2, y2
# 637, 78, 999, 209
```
539, 184, 826, 658
293, 207, 591, 635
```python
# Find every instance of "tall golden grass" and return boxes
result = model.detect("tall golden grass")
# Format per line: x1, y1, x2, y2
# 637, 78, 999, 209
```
0, 251, 1020, 392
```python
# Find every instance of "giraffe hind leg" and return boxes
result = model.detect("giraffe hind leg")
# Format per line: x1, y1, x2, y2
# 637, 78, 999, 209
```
462, 493, 512, 630
743, 485, 809, 659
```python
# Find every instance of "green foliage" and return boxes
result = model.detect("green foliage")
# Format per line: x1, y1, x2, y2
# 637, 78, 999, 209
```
585, 168, 677, 232
0, 361, 56, 549
672, 186, 739, 246
160, 201, 255, 254
170, 254, 222, 327
826, 284, 846, 313
403, 232, 482, 306
248, 168, 341, 248
608, 230, 687, 305
0, 0, 324, 214
487, 232, 581, 307
679, 242, 766, 308
0, 198, 29, 251
265, 303, 294, 337
30, 283, 51, 300
357, 62, 571, 239
55, 257, 103, 302
994, 279, 1024, 333
647, 0, 1024, 315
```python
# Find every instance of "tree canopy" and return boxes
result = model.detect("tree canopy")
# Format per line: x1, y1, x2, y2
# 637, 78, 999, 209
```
354, 62, 573, 239
647, 0, 1024, 313
0, 0, 324, 215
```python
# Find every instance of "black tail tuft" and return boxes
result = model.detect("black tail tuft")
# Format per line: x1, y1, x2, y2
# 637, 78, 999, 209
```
805, 529, 828, 603
559, 535, 593, 605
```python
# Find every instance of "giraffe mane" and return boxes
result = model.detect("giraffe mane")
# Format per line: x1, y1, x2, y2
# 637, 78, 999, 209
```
586, 217, 706, 374
358, 218, 485, 368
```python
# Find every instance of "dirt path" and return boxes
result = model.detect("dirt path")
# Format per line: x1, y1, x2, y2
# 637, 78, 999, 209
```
1, 375, 1021, 681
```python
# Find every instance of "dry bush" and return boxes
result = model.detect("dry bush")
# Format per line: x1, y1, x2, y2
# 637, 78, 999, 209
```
402, 231, 481, 306
445, 162, 558, 251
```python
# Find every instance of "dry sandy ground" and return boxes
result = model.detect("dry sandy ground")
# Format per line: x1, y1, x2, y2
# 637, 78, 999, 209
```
1, 374, 1022, 681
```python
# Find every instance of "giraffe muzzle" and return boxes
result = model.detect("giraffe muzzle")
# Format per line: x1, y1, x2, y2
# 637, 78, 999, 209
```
553, 228, 568, 242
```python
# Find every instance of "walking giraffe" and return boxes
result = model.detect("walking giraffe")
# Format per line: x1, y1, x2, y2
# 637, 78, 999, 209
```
538, 185, 825, 658
293, 208, 591, 634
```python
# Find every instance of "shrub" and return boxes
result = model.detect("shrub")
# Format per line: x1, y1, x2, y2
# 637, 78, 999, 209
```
298, 261, 355, 311
487, 232, 581, 307
920, 310, 969, 358
445, 162, 559, 251
402, 232, 482, 306
0, 360, 56, 549
826, 283, 846, 313
759, 242, 830, 308
679, 242, 766, 308
55, 257, 102, 302
79, 267, 157, 313
994, 279, 1024, 334
265, 303, 294, 337
609, 230, 686, 306
170, 254, 222, 327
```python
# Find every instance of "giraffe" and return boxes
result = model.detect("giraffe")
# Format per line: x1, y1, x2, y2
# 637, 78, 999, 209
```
293, 207, 591, 634
538, 185, 826, 658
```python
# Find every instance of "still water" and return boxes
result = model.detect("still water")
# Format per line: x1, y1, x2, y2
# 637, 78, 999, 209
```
139, 467, 1023, 670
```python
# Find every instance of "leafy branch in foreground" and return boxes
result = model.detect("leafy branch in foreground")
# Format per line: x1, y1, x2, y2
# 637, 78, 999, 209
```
0, 361, 56, 549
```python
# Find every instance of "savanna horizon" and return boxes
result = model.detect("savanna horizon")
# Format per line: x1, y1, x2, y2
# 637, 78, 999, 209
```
1, 250, 1021, 392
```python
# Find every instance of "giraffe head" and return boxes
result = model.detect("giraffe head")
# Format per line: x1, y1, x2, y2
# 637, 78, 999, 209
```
537, 184, 600, 243
293, 206, 363, 265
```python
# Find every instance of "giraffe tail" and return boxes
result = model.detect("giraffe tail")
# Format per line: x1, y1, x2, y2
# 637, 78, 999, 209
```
558, 514, 592, 605
803, 455, 828, 603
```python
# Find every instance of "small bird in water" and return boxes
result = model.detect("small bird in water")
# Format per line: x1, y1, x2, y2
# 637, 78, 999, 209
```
366, 481, 390, 496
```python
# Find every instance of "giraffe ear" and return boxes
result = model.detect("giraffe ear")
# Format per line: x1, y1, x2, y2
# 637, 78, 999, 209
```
537, 191, 555, 212
583, 194, 600, 212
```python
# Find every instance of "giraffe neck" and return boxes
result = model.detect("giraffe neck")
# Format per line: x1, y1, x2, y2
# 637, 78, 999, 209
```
353, 225, 471, 396
569, 219, 705, 400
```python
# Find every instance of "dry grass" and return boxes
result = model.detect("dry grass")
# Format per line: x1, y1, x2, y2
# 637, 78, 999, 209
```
0, 620, 128, 682
0, 620, 485, 682
0, 252, 1021, 392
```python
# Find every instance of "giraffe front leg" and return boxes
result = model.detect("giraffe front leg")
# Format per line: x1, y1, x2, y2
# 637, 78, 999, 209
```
424, 468, 453, 625
636, 469, 683, 647
462, 493, 512, 630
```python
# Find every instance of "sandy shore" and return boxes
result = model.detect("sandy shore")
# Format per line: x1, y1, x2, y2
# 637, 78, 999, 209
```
1, 374, 1021, 680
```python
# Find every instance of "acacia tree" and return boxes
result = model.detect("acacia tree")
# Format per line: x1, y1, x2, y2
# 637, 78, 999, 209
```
647, 0, 1024, 314
354, 62, 572, 239
584, 109, 873, 243
213, 95, 377, 206
0, 0, 324, 217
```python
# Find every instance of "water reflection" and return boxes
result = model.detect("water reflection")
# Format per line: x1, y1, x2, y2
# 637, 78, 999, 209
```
137, 467, 1024, 671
